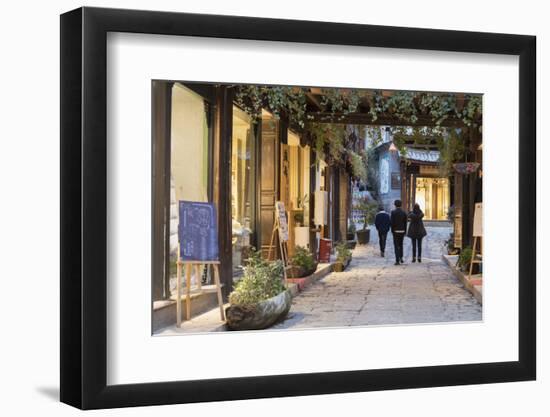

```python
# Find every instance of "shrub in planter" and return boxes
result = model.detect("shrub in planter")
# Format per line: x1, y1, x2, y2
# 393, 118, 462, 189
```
456, 246, 480, 274
353, 196, 378, 244
457, 246, 472, 271
226, 250, 290, 330
288, 246, 318, 278
444, 232, 459, 255
334, 242, 352, 272
346, 223, 356, 241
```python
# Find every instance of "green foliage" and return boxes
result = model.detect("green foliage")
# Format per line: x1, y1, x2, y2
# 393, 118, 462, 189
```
447, 205, 455, 223
307, 123, 367, 182
348, 222, 356, 234
366, 91, 482, 130
348, 150, 368, 183
290, 246, 316, 271
234, 85, 308, 128
293, 211, 304, 226
457, 246, 473, 269
334, 241, 352, 263
233, 86, 482, 184
438, 129, 466, 176
353, 196, 379, 230
444, 232, 459, 255
234, 86, 482, 133
228, 249, 285, 307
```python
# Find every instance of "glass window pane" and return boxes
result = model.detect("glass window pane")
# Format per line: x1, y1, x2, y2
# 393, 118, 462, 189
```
169, 83, 210, 286
231, 106, 256, 276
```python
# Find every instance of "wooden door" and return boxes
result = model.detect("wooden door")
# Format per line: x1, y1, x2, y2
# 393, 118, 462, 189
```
259, 118, 279, 257
339, 170, 349, 241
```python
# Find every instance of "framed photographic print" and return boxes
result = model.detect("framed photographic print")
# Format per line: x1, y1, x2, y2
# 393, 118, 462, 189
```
60, 6, 536, 410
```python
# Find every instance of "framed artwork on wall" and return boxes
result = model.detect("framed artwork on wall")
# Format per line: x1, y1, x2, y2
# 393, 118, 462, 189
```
60, 6, 536, 409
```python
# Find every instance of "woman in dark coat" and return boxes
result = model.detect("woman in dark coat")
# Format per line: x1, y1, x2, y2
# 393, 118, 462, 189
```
407, 203, 427, 262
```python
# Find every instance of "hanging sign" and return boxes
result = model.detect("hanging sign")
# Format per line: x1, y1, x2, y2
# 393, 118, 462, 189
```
178, 201, 219, 261
275, 201, 289, 242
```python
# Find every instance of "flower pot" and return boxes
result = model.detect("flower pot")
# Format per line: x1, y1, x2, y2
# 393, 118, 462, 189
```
287, 262, 318, 278
356, 229, 370, 244
346, 232, 355, 241
225, 290, 292, 330
334, 258, 351, 272
453, 162, 480, 175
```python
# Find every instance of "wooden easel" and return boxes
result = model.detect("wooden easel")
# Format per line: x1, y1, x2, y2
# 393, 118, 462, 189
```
266, 202, 289, 287
176, 250, 225, 327
468, 202, 483, 280
468, 236, 482, 280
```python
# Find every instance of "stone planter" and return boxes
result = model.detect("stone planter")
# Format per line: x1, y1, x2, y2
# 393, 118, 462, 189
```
287, 262, 318, 278
333, 258, 351, 272
225, 290, 292, 331
356, 228, 370, 244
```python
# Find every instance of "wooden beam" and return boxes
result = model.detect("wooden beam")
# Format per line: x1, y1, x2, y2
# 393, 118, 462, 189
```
306, 112, 471, 127
214, 86, 234, 298
306, 92, 323, 111
152, 81, 173, 301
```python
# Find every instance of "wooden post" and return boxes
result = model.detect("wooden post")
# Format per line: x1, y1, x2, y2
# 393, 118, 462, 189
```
176, 259, 182, 327
468, 236, 482, 281
152, 81, 173, 301
267, 218, 278, 261
213, 264, 225, 320
185, 263, 192, 321
195, 264, 202, 292
176, 260, 225, 326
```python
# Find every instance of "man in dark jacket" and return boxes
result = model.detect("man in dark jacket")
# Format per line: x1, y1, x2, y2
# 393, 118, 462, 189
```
390, 199, 408, 265
374, 205, 391, 257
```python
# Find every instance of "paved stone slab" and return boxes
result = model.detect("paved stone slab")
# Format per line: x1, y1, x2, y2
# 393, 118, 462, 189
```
156, 225, 482, 334
273, 225, 481, 330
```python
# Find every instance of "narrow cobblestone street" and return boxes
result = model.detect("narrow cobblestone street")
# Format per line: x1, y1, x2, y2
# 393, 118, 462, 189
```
273, 225, 482, 330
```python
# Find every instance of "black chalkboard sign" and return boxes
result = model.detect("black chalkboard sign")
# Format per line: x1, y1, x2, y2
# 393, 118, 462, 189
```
178, 201, 219, 262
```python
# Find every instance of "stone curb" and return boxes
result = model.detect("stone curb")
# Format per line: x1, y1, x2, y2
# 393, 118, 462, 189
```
442, 254, 483, 305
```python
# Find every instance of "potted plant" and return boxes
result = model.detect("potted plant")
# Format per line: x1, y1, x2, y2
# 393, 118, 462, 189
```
333, 242, 352, 272
226, 250, 291, 330
444, 232, 460, 255
353, 196, 378, 244
346, 222, 357, 249
456, 246, 480, 274
287, 246, 318, 278
346, 222, 356, 241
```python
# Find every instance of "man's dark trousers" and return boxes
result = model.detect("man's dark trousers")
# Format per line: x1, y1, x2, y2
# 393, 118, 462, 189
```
393, 232, 405, 262
378, 230, 388, 254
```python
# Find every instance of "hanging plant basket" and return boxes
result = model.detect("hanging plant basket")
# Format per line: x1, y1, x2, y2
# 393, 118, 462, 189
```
453, 162, 480, 175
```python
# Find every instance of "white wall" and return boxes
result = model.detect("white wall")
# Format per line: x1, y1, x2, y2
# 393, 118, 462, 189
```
0, 1, 545, 416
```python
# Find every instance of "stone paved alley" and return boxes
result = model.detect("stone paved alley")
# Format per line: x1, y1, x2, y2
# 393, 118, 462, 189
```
156, 225, 482, 335
273, 225, 482, 330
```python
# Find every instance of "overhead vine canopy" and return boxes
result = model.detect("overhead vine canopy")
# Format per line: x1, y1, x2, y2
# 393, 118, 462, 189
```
233, 85, 482, 130
232, 85, 482, 182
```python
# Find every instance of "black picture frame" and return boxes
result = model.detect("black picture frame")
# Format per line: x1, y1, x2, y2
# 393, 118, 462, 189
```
60, 6, 536, 410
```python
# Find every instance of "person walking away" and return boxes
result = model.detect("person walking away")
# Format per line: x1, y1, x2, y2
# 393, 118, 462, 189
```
390, 199, 408, 265
374, 205, 391, 257
407, 203, 427, 263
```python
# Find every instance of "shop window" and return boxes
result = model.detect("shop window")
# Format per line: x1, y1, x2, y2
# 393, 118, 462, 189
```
415, 177, 450, 220
231, 106, 256, 276
169, 83, 211, 286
